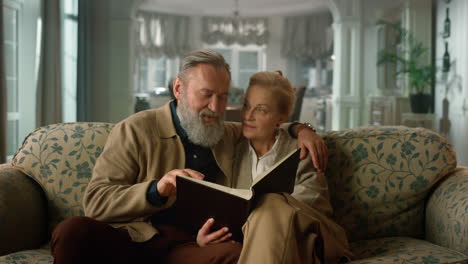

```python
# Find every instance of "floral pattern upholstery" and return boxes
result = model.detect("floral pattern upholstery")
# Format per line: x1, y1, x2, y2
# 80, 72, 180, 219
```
426, 167, 468, 255
1, 123, 467, 263
350, 237, 467, 263
0, 248, 52, 264
9, 123, 113, 236
323, 126, 457, 242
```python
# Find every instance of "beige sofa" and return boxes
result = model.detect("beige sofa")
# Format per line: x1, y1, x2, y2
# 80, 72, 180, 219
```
0, 122, 467, 263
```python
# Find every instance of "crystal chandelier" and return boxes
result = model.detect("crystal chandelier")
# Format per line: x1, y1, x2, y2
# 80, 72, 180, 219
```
202, 0, 268, 46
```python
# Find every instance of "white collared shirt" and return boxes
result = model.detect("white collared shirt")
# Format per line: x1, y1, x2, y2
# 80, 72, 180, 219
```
249, 135, 281, 180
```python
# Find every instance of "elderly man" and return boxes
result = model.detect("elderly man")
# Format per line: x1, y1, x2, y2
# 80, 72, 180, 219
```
50, 49, 327, 264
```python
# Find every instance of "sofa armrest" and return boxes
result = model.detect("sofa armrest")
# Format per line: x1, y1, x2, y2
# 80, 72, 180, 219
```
426, 166, 468, 255
0, 164, 48, 256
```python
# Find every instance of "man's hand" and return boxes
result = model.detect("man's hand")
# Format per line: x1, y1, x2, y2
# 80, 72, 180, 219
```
297, 127, 328, 172
157, 169, 204, 197
196, 218, 232, 247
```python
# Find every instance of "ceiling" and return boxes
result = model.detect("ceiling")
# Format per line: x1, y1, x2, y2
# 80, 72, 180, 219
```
139, 0, 329, 16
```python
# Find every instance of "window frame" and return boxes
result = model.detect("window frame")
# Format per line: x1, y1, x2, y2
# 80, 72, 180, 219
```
206, 42, 266, 89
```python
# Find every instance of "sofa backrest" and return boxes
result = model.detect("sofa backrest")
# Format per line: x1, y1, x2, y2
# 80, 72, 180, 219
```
12, 122, 113, 235
323, 126, 457, 242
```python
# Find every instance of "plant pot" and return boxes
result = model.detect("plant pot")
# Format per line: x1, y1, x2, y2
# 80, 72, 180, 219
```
409, 93, 432, 113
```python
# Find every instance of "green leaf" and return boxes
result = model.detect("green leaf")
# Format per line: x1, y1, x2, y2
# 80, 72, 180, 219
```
64, 134, 69, 142
51, 159, 60, 163
377, 142, 383, 152
63, 188, 72, 194
379, 153, 384, 160
69, 150, 78, 156
32, 162, 38, 168
87, 144, 95, 149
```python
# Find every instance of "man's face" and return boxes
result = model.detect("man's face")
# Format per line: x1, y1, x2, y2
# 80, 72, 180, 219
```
173, 64, 230, 147
174, 64, 230, 124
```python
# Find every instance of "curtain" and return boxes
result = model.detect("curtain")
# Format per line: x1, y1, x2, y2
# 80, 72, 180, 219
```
36, 0, 62, 126
202, 16, 269, 46
77, 0, 89, 122
282, 12, 332, 59
0, 0, 7, 163
136, 11, 192, 59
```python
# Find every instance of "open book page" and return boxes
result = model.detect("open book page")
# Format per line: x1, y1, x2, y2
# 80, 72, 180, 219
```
251, 148, 301, 195
177, 175, 253, 200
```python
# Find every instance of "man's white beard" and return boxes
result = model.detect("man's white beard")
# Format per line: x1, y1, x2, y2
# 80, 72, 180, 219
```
177, 96, 225, 148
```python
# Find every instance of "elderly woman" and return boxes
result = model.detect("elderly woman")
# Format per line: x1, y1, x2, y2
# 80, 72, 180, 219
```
197, 71, 352, 263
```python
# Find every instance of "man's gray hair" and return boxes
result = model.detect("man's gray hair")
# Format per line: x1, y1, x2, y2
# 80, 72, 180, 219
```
178, 49, 231, 82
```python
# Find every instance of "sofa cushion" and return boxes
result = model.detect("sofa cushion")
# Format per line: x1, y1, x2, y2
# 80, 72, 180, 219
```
0, 248, 52, 264
426, 167, 468, 255
324, 126, 457, 242
11, 123, 113, 235
349, 237, 468, 264
0, 167, 47, 256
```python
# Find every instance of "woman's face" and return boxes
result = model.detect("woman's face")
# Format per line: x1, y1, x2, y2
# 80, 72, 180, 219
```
241, 85, 287, 141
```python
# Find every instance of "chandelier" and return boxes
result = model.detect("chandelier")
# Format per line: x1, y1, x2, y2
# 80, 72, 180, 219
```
202, 0, 269, 46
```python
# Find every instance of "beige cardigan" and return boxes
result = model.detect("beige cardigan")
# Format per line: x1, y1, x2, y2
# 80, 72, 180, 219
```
232, 129, 352, 263
83, 102, 242, 242
232, 128, 334, 217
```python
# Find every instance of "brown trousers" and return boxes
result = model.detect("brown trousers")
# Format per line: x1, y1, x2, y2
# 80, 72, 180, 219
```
50, 216, 241, 264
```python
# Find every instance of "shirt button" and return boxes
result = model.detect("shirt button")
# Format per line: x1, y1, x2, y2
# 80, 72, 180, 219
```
193, 154, 197, 159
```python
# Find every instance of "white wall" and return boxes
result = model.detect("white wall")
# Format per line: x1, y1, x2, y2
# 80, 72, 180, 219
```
434, 0, 468, 166
87, 0, 135, 123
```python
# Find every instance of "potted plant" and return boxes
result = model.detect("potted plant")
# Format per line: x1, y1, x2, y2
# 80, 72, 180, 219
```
376, 20, 435, 113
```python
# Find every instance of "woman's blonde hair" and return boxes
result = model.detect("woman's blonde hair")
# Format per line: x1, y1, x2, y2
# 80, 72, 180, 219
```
247, 70, 296, 117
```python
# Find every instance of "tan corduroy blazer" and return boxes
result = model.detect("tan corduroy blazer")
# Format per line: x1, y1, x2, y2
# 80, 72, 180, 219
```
83, 102, 242, 242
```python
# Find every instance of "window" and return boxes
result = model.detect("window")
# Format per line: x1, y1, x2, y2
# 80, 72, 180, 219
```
62, 0, 78, 122
134, 56, 179, 110
4, 1, 20, 160
209, 43, 266, 90
3, 0, 41, 160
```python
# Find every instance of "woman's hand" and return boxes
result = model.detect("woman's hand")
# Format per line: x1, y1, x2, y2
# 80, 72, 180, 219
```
196, 218, 232, 247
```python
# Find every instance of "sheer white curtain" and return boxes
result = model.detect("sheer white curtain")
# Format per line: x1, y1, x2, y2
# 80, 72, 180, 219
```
282, 12, 332, 59
202, 16, 269, 46
136, 11, 192, 58
0, 0, 7, 163
36, 0, 62, 126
